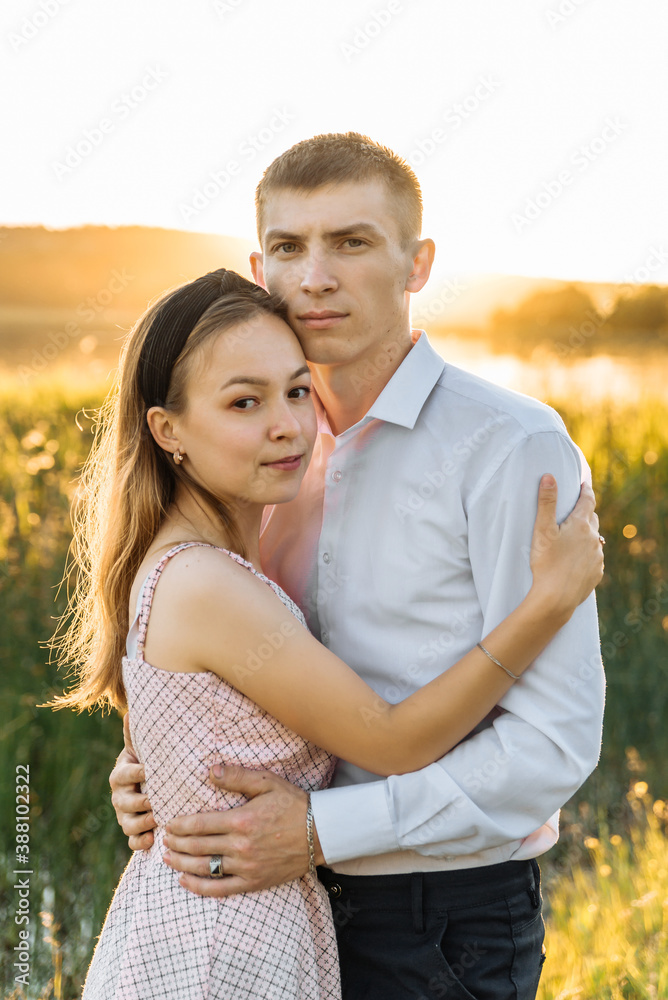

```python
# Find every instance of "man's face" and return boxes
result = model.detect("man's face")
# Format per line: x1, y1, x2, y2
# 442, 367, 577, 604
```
251, 181, 419, 368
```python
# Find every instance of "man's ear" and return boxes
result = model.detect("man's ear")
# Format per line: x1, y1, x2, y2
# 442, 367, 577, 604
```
250, 251, 266, 289
406, 239, 436, 294
146, 407, 181, 457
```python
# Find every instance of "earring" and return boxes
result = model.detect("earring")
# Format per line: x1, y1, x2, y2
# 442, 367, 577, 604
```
173, 449, 184, 465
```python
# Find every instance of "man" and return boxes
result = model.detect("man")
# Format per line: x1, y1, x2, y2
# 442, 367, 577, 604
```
111, 133, 604, 998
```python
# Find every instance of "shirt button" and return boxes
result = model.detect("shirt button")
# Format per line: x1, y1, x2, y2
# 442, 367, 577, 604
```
322, 552, 331, 564
332, 470, 343, 482
328, 883, 342, 898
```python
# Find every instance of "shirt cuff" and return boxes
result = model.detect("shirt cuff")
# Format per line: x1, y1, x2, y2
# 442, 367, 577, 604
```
310, 781, 400, 865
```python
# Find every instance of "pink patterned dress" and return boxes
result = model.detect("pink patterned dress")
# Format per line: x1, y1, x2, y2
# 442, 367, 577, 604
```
83, 542, 340, 999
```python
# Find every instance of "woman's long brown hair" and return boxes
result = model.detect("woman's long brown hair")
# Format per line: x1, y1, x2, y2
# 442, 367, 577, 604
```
48, 272, 286, 714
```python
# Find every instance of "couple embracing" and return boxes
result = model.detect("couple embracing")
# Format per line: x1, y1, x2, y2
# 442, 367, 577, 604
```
55, 132, 605, 999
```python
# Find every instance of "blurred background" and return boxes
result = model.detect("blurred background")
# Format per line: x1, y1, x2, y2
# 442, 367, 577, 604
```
1, 1, 667, 996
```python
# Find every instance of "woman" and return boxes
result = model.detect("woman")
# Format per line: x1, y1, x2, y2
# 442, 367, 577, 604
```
51, 269, 603, 999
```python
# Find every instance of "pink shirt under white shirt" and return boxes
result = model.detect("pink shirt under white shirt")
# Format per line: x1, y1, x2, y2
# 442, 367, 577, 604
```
259, 332, 605, 876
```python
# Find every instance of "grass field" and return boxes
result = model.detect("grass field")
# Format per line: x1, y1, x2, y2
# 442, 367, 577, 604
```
1, 361, 666, 999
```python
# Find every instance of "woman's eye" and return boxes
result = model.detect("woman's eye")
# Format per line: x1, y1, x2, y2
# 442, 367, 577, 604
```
288, 386, 311, 400
232, 397, 257, 410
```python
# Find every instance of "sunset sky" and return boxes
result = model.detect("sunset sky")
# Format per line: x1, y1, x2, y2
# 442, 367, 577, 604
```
2, 0, 667, 289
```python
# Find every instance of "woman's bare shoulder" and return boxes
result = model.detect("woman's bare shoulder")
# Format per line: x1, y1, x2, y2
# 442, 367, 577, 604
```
153, 543, 263, 604
137, 543, 276, 673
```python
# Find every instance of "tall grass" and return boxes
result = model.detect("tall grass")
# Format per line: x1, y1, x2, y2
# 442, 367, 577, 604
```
540, 782, 668, 999
1, 370, 666, 998
0, 376, 127, 998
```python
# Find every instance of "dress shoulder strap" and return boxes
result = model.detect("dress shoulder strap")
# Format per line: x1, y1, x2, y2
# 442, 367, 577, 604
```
134, 541, 255, 659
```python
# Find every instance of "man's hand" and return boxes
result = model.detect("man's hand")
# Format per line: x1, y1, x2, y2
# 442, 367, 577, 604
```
109, 714, 157, 851
163, 764, 325, 897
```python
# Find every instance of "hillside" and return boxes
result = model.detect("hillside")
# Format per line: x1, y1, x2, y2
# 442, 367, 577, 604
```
1, 225, 666, 381
0, 225, 254, 310
0, 225, 254, 377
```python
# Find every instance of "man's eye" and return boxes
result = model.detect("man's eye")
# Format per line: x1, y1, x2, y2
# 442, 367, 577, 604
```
232, 397, 257, 410
277, 243, 298, 254
345, 238, 364, 248
288, 386, 312, 400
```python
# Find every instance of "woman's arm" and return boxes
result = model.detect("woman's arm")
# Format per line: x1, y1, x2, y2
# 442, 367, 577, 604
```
145, 476, 603, 776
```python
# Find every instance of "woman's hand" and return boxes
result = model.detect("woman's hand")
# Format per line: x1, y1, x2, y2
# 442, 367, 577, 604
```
529, 474, 604, 624
109, 713, 156, 851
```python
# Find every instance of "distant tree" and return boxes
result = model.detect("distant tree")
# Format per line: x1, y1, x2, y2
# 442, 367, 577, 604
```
605, 285, 668, 340
490, 284, 603, 356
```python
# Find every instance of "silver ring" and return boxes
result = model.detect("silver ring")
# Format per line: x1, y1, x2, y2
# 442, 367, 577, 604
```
209, 855, 224, 878
599, 535, 606, 545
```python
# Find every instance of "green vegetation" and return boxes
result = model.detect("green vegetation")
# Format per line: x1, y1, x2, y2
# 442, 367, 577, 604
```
489, 283, 668, 357
540, 787, 668, 999
0, 376, 127, 998
1, 371, 666, 998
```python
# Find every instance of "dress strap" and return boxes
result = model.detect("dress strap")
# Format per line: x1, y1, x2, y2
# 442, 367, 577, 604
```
134, 541, 255, 659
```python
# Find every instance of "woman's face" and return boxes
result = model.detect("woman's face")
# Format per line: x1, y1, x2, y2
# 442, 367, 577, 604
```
172, 313, 317, 509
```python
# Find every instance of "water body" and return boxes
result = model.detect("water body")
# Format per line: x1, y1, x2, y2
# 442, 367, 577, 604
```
430, 335, 668, 405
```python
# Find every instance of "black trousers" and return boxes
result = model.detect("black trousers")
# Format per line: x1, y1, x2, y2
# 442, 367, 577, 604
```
318, 860, 546, 1000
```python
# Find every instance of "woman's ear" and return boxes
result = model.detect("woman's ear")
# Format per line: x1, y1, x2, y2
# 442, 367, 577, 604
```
146, 406, 181, 459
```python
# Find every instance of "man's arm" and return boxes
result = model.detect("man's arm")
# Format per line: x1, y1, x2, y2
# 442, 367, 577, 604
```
309, 430, 605, 865
108, 741, 320, 892
121, 430, 604, 892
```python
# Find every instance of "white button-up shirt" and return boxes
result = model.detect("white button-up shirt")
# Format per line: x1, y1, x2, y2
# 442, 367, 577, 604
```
260, 332, 605, 874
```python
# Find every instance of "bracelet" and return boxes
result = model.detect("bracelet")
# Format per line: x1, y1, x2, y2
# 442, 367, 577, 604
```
477, 642, 521, 681
306, 794, 316, 877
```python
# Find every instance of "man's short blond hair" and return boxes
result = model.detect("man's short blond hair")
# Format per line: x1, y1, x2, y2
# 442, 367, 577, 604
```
255, 132, 423, 247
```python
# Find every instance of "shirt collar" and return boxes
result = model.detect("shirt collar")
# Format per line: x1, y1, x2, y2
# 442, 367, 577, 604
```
312, 332, 445, 436
365, 332, 445, 430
